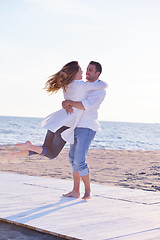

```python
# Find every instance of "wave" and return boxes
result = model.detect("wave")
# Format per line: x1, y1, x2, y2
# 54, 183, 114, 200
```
0, 116, 160, 150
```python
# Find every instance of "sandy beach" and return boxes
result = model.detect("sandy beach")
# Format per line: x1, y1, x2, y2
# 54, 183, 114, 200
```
0, 220, 66, 240
0, 146, 160, 239
0, 146, 160, 191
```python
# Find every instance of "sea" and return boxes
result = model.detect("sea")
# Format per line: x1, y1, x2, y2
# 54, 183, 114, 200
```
0, 115, 160, 151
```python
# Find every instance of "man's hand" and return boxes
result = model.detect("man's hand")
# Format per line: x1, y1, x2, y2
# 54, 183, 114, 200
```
62, 100, 74, 114
62, 99, 85, 113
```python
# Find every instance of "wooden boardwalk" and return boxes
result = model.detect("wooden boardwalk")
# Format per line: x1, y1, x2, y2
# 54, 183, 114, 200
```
0, 172, 160, 240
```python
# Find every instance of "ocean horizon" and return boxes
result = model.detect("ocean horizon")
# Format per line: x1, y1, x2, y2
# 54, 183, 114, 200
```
0, 115, 160, 151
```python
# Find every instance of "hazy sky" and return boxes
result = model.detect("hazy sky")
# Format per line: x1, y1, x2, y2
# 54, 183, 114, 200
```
0, 0, 160, 123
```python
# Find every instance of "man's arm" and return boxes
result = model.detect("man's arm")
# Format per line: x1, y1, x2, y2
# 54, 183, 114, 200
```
81, 90, 106, 112
62, 100, 85, 114
62, 89, 106, 114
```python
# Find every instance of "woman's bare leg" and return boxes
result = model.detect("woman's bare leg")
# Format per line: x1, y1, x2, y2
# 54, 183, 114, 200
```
15, 141, 43, 154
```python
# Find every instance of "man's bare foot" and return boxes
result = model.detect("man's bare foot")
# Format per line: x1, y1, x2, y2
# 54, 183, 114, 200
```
82, 193, 91, 200
15, 141, 32, 150
63, 191, 80, 198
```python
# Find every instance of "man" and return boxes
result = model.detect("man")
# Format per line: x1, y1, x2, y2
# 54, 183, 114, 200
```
62, 61, 107, 200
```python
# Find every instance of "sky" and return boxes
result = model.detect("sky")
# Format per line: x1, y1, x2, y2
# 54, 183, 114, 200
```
0, 0, 160, 123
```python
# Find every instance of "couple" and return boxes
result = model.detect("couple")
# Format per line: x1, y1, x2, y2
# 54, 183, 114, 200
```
12, 61, 107, 200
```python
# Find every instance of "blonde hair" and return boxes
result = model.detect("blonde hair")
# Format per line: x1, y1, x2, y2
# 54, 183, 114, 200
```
44, 61, 79, 93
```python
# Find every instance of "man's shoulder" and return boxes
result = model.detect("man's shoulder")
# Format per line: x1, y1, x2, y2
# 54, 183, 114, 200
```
86, 88, 106, 99
98, 79, 108, 88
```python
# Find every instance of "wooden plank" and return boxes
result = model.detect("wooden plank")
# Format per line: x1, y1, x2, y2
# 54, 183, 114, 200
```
0, 172, 160, 240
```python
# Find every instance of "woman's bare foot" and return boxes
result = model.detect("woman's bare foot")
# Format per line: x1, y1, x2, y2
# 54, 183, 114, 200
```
7, 150, 29, 163
63, 191, 80, 198
7, 152, 17, 163
15, 141, 32, 150
82, 192, 91, 200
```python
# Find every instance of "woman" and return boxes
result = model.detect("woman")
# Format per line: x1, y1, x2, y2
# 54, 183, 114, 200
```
10, 61, 106, 161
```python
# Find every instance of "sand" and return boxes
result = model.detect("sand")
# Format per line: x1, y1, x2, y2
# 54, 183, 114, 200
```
0, 221, 66, 240
0, 146, 160, 239
0, 146, 160, 191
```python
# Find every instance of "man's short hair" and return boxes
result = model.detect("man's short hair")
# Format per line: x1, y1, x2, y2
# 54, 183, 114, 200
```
89, 61, 102, 74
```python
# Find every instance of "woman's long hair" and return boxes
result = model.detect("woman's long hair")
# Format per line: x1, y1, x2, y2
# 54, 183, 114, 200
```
44, 61, 79, 93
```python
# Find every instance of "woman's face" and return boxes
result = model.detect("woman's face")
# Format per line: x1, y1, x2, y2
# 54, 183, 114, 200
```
75, 66, 83, 80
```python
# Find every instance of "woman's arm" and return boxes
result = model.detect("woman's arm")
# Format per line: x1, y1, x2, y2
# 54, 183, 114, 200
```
77, 80, 108, 91
62, 81, 108, 113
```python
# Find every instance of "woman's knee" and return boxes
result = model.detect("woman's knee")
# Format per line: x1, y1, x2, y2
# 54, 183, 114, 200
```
42, 147, 60, 159
47, 150, 60, 159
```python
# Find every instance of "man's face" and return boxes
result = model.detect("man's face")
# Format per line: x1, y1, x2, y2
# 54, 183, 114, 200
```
86, 64, 99, 82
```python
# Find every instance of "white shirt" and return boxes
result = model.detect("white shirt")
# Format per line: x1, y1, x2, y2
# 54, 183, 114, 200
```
77, 85, 106, 131
41, 79, 107, 143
